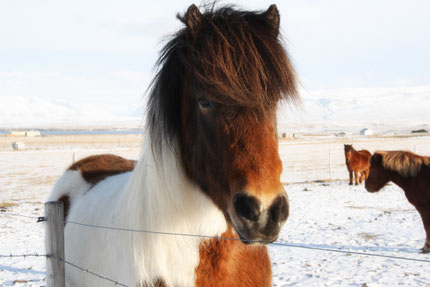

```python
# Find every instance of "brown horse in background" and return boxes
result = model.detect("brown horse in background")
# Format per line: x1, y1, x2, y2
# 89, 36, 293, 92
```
344, 144, 371, 185
365, 150, 430, 252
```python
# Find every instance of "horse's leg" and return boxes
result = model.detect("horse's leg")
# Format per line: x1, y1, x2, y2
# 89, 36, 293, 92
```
363, 169, 369, 180
417, 207, 430, 253
354, 170, 359, 185
349, 170, 353, 185
359, 171, 365, 184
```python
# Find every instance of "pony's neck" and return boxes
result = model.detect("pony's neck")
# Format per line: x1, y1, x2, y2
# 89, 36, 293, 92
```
121, 135, 227, 286
387, 169, 412, 192
123, 135, 227, 232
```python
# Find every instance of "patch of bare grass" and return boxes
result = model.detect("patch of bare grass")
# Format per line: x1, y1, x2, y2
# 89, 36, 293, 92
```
358, 232, 381, 240
24, 175, 57, 186
0, 201, 18, 210
346, 205, 416, 213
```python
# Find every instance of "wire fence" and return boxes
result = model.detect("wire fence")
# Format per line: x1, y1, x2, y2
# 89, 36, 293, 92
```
48, 255, 128, 287
1, 212, 129, 286
1, 210, 430, 287
65, 220, 430, 263
0, 252, 127, 287
3, 212, 430, 264
0, 253, 46, 259
6, 211, 426, 264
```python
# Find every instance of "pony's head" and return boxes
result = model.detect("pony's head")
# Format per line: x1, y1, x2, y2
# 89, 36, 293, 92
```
147, 4, 298, 244
365, 152, 390, 192
344, 144, 353, 158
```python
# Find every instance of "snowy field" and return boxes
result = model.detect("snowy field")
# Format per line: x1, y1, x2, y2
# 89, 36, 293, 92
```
1, 135, 430, 286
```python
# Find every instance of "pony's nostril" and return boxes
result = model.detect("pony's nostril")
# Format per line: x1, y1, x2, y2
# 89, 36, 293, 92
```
269, 195, 289, 223
233, 194, 260, 222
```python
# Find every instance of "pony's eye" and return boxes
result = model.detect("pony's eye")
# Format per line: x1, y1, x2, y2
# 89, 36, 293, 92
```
198, 98, 213, 109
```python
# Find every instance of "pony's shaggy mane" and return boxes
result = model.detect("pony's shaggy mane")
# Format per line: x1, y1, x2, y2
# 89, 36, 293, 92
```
147, 4, 298, 149
376, 150, 430, 177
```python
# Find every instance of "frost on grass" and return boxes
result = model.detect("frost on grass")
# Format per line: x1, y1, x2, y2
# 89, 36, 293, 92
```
0, 201, 18, 211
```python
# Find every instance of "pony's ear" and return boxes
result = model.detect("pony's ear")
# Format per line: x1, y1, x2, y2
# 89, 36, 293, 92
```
263, 4, 280, 36
185, 4, 202, 37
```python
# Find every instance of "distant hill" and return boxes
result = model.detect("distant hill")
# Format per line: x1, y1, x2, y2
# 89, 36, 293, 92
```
0, 96, 144, 129
1, 86, 429, 133
278, 86, 430, 134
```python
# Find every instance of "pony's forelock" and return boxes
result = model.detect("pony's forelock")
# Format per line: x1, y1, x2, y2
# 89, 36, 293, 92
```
181, 5, 298, 107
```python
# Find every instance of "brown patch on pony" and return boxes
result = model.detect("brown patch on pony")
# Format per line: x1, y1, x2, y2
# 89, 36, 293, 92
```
58, 195, 70, 221
195, 228, 271, 286
226, 114, 283, 198
69, 154, 136, 185
377, 150, 430, 177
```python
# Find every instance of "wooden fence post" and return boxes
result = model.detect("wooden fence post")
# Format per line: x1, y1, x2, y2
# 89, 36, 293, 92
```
329, 149, 333, 180
45, 201, 65, 287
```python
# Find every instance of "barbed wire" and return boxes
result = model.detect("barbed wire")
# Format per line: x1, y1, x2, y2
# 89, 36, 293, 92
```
48, 255, 128, 287
0, 253, 46, 259
0, 212, 41, 220
2, 212, 430, 264
0, 253, 128, 287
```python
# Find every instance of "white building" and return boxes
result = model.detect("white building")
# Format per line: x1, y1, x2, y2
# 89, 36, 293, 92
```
12, 141, 26, 150
360, 128, 374, 136
25, 131, 41, 137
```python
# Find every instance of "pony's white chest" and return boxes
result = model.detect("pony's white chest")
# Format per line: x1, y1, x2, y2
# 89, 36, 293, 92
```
130, 183, 227, 286
122, 146, 228, 286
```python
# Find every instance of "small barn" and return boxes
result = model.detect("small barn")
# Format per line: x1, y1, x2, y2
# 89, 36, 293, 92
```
12, 141, 26, 150
360, 128, 374, 136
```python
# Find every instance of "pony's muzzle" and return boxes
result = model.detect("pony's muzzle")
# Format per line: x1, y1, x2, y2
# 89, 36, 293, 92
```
364, 180, 376, 192
231, 191, 289, 245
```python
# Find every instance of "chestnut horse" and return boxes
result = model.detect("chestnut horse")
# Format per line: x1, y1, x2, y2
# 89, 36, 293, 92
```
365, 150, 430, 253
344, 144, 371, 185
47, 4, 298, 286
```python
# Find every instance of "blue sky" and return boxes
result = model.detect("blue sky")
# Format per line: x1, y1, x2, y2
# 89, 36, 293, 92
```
1, 0, 429, 124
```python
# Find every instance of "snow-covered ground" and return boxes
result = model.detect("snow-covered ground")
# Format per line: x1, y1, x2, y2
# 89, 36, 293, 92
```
1, 136, 430, 286
271, 181, 429, 287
